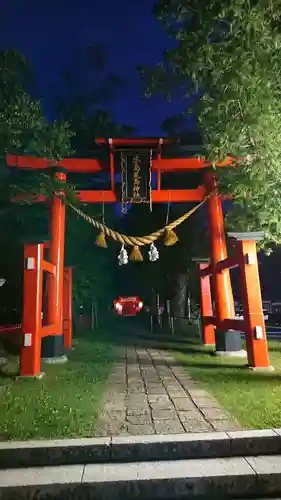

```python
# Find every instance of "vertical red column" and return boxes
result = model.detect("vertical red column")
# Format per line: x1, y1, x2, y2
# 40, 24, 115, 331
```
20, 243, 43, 377
42, 169, 67, 359
63, 267, 73, 350
204, 170, 238, 353
204, 170, 235, 322
236, 237, 271, 369
199, 263, 216, 346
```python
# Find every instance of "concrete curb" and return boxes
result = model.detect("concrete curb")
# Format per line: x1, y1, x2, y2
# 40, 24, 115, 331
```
1, 429, 281, 468
1, 455, 281, 499
0, 437, 111, 469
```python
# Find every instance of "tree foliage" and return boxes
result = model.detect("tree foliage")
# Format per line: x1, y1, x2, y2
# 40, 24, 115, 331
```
0, 51, 72, 159
0, 49, 74, 227
141, 0, 281, 252
0, 50, 73, 222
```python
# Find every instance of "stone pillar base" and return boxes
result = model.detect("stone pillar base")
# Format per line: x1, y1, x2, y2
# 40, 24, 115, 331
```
214, 349, 247, 358
41, 334, 65, 359
42, 355, 68, 365
17, 372, 45, 380
215, 329, 243, 355
249, 365, 275, 373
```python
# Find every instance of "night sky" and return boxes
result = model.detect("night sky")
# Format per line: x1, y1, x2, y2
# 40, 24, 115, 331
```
0, 0, 188, 135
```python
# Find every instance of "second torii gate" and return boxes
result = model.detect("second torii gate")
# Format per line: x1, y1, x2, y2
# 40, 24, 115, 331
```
195, 231, 272, 370
7, 138, 245, 373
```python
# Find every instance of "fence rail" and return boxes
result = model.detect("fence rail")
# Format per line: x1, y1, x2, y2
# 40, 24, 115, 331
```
0, 324, 22, 350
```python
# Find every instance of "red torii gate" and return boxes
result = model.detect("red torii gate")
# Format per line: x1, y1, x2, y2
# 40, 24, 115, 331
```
6, 137, 269, 376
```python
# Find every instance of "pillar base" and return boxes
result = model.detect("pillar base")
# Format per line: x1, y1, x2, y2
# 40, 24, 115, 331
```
248, 365, 275, 373
41, 334, 65, 359
214, 349, 247, 358
17, 372, 45, 380
42, 355, 68, 365
215, 329, 243, 354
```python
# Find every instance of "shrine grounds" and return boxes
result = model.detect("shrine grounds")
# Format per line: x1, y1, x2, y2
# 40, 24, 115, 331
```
1, 321, 281, 440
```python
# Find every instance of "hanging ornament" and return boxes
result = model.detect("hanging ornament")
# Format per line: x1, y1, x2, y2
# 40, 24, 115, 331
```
148, 243, 159, 262
118, 245, 128, 266
164, 190, 178, 246
96, 192, 107, 248
96, 230, 107, 248
149, 148, 153, 213
164, 229, 178, 246
120, 153, 128, 214
129, 245, 143, 262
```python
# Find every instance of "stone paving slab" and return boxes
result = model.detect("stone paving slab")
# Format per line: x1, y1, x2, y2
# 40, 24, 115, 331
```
95, 345, 240, 437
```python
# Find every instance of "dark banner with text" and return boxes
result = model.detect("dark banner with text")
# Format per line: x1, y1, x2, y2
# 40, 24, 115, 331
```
118, 151, 151, 204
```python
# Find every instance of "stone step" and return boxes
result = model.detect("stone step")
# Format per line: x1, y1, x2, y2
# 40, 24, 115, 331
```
1, 429, 281, 468
1, 454, 281, 499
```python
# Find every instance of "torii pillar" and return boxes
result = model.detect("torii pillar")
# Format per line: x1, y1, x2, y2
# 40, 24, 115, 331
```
204, 169, 243, 355
192, 257, 216, 346
41, 168, 67, 360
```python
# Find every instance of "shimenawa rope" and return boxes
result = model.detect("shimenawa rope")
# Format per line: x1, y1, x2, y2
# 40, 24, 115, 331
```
68, 192, 211, 247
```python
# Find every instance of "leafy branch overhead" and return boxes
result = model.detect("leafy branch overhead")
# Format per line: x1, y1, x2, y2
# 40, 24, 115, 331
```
0, 50, 74, 208
0, 51, 73, 160
141, 0, 281, 252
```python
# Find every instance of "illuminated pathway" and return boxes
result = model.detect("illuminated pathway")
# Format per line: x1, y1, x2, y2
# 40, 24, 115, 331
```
95, 346, 240, 436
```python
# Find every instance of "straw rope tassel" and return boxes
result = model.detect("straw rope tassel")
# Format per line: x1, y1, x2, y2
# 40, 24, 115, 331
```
96, 231, 107, 248
164, 228, 178, 246
164, 190, 178, 246
96, 191, 107, 248
130, 245, 143, 262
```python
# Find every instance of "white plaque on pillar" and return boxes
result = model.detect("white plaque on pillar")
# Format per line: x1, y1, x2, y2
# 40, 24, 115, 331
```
254, 326, 263, 340
24, 333, 32, 347
26, 258, 35, 270
246, 253, 256, 265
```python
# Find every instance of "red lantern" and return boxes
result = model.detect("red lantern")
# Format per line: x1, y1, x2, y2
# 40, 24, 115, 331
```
113, 296, 144, 317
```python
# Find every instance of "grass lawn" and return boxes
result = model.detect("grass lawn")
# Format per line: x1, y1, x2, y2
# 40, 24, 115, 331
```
0, 328, 117, 441
176, 340, 281, 429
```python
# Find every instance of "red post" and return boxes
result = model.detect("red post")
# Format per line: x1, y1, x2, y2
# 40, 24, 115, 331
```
237, 239, 271, 369
63, 267, 73, 350
47, 170, 66, 333
20, 243, 43, 377
199, 263, 216, 346
204, 170, 235, 324
42, 169, 67, 359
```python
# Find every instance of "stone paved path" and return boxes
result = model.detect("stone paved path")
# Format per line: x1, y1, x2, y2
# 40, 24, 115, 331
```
95, 345, 240, 436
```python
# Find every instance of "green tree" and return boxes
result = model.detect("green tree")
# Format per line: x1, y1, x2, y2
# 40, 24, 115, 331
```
141, 0, 281, 253
0, 50, 73, 318
0, 51, 72, 159
0, 50, 73, 214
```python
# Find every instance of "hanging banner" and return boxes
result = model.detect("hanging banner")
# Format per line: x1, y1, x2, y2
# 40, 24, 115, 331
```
119, 150, 151, 204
